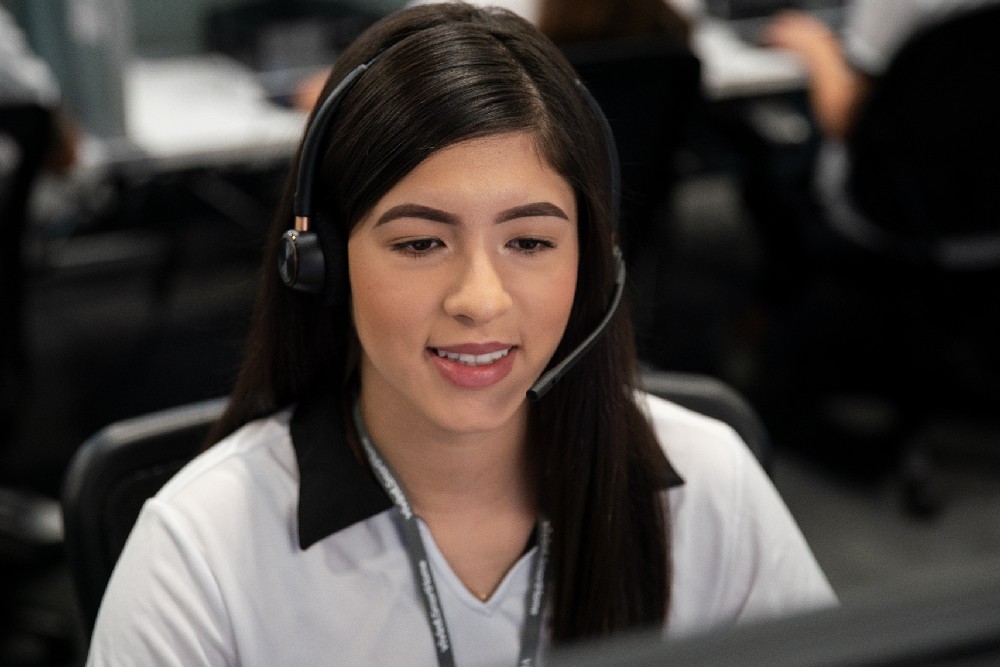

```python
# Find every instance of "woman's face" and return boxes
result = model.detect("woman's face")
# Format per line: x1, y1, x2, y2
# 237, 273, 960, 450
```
348, 132, 579, 439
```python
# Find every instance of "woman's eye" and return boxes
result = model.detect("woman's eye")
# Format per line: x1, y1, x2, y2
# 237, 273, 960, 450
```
391, 238, 442, 255
508, 237, 554, 254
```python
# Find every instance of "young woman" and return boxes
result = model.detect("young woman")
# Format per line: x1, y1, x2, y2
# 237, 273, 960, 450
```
87, 4, 834, 665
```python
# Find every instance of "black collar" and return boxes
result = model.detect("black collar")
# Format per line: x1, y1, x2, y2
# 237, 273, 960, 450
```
290, 392, 684, 550
291, 393, 392, 549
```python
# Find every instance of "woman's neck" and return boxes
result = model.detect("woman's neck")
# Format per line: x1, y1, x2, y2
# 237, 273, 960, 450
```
356, 391, 536, 517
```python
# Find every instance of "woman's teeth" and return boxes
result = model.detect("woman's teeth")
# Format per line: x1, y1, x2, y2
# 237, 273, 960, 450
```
434, 348, 511, 366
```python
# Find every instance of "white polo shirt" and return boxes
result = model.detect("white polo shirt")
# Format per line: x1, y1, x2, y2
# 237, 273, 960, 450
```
87, 393, 835, 666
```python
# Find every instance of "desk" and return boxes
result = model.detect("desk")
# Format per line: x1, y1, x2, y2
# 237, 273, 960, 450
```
40, 55, 304, 278
79, 54, 307, 174
693, 19, 809, 100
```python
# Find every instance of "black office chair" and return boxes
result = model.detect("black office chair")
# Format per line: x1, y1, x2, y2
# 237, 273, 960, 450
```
641, 368, 771, 472
61, 396, 228, 634
803, 4, 1000, 513
0, 103, 80, 665
61, 371, 768, 636
560, 37, 702, 269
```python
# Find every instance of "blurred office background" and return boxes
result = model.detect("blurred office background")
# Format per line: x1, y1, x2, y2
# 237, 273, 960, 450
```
2, 0, 999, 664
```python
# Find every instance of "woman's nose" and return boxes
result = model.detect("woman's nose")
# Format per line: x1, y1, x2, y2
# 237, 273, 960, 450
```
442, 250, 513, 324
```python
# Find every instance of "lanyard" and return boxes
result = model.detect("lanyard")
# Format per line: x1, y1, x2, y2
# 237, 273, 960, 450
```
352, 400, 551, 667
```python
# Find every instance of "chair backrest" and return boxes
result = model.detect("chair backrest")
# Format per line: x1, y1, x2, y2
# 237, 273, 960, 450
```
846, 4, 1000, 269
561, 37, 702, 261
640, 368, 771, 472
61, 396, 228, 633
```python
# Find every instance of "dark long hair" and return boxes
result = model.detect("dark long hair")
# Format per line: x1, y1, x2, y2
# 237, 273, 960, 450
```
208, 2, 672, 644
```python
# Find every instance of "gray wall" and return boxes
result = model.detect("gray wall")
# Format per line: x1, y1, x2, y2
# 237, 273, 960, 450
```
7, 0, 131, 137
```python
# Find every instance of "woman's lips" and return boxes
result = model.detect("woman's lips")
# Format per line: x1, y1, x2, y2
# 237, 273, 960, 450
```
428, 345, 516, 388
433, 347, 511, 366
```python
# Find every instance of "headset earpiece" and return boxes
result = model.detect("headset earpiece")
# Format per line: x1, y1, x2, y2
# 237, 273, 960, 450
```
278, 229, 325, 293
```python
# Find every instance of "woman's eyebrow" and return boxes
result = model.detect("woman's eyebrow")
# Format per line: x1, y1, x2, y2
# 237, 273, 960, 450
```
496, 202, 570, 222
373, 201, 570, 227
374, 204, 459, 226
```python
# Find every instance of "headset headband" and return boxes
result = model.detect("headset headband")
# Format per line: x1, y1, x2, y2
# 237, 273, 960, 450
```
292, 58, 378, 234
279, 50, 623, 296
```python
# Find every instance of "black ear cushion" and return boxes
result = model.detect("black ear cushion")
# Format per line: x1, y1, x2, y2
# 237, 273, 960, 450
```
278, 230, 326, 293
315, 213, 348, 307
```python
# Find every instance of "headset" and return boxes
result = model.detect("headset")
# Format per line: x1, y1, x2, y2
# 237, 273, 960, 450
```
277, 60, 373, 295
277, 53, 626, 402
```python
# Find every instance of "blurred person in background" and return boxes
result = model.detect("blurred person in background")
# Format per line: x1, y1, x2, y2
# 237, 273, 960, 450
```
763, 0, 1000, 142
754, 0, 1000, 281
0, 3, 78, 464
1, 6, 79, 659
